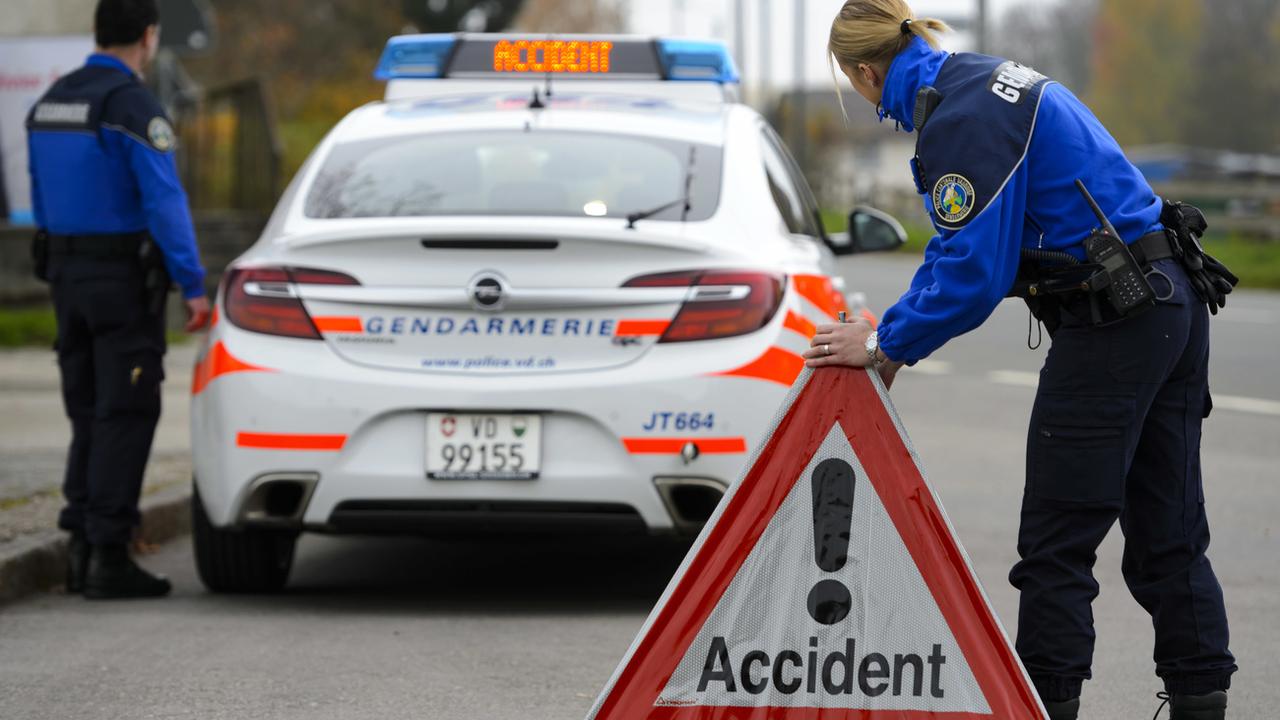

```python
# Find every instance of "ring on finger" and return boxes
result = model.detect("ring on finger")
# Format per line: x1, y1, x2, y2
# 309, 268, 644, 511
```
824, 344, 831, 356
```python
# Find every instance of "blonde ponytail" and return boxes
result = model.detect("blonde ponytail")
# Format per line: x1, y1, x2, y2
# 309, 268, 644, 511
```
827, 0, 949, 121
828, 0, 949, 70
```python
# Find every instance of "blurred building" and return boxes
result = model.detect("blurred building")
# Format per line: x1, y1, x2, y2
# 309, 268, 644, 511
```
1, 0, 95, 225
771, 88, 924, 224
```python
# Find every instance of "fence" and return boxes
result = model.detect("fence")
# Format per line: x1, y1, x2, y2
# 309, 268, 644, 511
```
179, 78, 283, 215
1151, 181, 1280, 240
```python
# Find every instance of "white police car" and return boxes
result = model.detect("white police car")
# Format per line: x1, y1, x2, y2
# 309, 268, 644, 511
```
189, 33, 905, 591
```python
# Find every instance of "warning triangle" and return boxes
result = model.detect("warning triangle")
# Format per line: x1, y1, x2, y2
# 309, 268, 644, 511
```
586, 368, 1047, 719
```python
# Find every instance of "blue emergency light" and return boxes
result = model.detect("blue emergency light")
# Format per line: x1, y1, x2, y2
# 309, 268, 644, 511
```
373, 34, 739, 85
655, 39, 740, 84
374, 34, 456, 80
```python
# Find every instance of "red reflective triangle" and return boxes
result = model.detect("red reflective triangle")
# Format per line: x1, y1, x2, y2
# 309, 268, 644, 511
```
586, 368, 1046, 720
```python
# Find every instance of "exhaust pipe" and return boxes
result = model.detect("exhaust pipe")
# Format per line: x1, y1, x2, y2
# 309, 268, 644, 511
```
654, 477, 728, 531
237, 472, 319, 528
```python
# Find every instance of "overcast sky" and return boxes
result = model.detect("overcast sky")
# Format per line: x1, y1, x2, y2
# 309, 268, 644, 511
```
627, 0, 1048, 92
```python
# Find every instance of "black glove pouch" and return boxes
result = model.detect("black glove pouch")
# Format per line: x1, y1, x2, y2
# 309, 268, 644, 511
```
1160, 200, 1239, 314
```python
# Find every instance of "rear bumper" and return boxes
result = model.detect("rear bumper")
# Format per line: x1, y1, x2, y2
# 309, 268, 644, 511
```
191, 328, 797, 535
324, 499, 648, 537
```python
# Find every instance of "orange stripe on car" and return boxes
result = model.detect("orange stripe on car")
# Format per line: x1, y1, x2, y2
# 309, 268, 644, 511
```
715, 346, 805, 387
235, 432, 347, 451
616, 319, 671, 337
791, 274, 848, 321
191, 342, 270, 396
312, 316, 363, 333
622, 437, 747, 454
783, 310, 816, 338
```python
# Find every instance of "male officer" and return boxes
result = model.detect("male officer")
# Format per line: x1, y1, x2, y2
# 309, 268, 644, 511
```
27, 0, 209, 599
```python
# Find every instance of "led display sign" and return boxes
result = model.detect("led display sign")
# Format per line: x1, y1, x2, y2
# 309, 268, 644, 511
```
493, 40, 614, 74
446, 37, 663, 79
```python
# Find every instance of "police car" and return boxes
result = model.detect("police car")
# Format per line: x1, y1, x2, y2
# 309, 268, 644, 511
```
189, 34, 905, 591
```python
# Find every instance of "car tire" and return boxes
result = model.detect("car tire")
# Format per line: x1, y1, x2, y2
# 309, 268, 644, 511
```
192, 481, 297, 593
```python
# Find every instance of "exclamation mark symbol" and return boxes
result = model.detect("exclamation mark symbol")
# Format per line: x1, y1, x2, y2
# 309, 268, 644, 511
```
807, 458, 855, 625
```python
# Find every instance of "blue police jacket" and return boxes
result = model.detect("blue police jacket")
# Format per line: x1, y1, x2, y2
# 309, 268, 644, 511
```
26, 54, 205, 299
873, 38, 1163, 364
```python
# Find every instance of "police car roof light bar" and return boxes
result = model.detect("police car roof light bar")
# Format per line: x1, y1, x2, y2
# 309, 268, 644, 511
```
374, 34, 457, 81
374, 34, 738, 85
655, 39, 740, 84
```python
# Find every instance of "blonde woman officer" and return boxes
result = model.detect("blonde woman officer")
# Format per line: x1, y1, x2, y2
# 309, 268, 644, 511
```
805, 2, 1236, 718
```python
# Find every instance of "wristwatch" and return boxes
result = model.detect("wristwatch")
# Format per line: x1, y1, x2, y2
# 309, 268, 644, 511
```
864, 331, 884, 368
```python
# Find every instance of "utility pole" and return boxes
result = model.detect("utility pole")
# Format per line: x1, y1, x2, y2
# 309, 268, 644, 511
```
975, 0, 988, 54
733, 0, 746, 78
792, 0, 807, 169
759, 0, 772, 106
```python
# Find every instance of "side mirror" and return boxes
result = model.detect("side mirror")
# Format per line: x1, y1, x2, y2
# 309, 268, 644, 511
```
838, 206, 907, 255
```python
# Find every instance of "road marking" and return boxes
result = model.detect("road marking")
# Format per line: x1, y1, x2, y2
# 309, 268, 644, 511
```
1219, 308, 1278, 325
986, 369, 1280, 417
912, 360, 953, 375
1212, 395, 1280, 417
986, 370, 1039, 388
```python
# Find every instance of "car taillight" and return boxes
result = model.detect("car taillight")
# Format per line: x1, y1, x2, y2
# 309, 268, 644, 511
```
624, 270, 784, 343
223, 266, 359, 340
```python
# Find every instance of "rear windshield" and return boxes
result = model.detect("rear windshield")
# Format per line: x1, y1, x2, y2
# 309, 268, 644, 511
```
304, 130, 722, 221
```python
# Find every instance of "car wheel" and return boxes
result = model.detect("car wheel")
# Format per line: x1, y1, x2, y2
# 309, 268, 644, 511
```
192, 481, 297, 593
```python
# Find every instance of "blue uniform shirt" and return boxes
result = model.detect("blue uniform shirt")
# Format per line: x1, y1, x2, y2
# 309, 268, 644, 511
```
874, 38, 1163, 364
26, 54, 205, 299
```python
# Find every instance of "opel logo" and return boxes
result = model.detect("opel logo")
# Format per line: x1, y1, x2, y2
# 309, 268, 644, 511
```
469, 275, 506, 312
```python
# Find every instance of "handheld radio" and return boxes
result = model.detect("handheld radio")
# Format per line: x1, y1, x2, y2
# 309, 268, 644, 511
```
1075, 179, 1155, 316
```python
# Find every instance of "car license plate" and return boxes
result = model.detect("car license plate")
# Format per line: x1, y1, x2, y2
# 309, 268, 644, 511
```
426, 413, 541, 480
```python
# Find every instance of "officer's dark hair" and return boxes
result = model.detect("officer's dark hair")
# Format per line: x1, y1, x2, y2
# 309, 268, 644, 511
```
94, 0, 160, 48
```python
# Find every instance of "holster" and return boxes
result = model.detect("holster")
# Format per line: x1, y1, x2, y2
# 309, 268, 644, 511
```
31, 230, 50, 282
138, 237, 171, 316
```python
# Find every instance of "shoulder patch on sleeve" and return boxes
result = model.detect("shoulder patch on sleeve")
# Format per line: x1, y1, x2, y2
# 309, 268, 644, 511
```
932, 174, 976, 223
147, 116, 176, 152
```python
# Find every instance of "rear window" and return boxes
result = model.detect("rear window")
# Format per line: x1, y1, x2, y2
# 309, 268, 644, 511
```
304, 130, 722, 221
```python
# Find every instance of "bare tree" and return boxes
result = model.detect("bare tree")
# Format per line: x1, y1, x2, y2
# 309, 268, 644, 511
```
991, 0, 1098, 95
513, 0, 629, 33
1183, 0, 1280, 153
401, 0, 528, 32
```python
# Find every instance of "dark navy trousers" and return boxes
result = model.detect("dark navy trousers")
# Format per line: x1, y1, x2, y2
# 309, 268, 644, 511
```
1009, 259, 1236, 701
51, 254, 165, 546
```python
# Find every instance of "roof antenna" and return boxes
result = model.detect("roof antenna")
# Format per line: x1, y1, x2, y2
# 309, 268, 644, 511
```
528, 86, 545, 110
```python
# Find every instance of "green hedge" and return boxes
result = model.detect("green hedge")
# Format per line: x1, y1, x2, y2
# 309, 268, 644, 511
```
0, 307, 57, 348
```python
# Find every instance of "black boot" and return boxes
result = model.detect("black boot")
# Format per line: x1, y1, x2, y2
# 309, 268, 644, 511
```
1163, 691, 1228, 720
1043, 697, 1079, 720
65, 533, 89, 594
83, 544, 171, 599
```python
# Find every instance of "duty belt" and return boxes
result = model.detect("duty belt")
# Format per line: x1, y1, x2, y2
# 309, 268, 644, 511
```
48, 231, 147, 257
1012, 230, 1173, 298
1127, 230, 1175, 266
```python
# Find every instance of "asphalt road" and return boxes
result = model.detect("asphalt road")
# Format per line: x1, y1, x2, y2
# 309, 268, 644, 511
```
1, 254, 1277, 720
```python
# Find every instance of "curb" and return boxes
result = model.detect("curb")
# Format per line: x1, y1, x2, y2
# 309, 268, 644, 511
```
0, 483, 191, 605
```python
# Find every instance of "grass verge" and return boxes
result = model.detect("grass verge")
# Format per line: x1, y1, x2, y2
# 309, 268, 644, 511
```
0, 307, 57, 349
0, 306, 191, 348
1198, 235, 1280, 291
